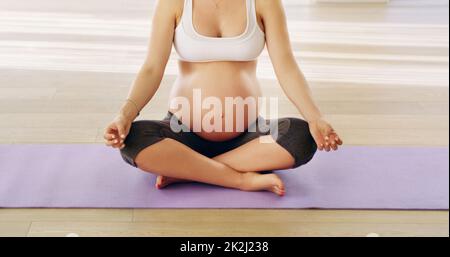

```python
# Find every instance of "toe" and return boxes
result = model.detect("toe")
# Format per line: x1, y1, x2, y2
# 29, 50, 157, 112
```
272, 186, 285, 197
276, 179, 285, 192
155, 176, 163, 189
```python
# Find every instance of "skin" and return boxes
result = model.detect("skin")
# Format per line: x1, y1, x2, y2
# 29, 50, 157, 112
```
104, 0, 343, 196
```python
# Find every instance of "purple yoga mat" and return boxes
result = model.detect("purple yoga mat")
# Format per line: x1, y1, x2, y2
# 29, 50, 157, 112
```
0, 144, 448, 209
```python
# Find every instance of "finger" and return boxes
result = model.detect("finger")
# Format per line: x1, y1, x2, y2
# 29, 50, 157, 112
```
333, 133, 343, 145
103, 133, 116, 141
331, 143, 338, 151
105, 139, 119, 147
106, 139, 121, 147
105, 125, 121, 143
336, 136, 343, 145
324, 141, 331, 152
327, 130, 342, 145
329, 133, 337, 143
115, 137, 124, 145
323, 134, 333, 150
317, 141, 325, 151
324, 137, 330, 148
323, 125, 334, 138
329, 138, 337, 150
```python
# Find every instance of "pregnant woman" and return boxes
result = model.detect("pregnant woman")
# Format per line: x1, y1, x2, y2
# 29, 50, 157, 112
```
104, 0, 342, 196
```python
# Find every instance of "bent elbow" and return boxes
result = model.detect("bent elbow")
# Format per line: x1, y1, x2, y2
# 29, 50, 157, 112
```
140, 64, 155, 75
139, 64, 164, 79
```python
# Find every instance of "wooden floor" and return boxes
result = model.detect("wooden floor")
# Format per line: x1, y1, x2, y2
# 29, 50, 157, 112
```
0, 0, 448, 237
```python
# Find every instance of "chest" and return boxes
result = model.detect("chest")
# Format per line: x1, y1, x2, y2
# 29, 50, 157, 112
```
192, 0, 248, 38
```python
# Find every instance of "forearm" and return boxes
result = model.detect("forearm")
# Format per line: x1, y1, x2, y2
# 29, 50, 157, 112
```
277, 63, 323, 123
118, 66, 163, 121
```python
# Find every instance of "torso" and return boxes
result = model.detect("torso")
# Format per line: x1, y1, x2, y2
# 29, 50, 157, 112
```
170, 0, 265, 142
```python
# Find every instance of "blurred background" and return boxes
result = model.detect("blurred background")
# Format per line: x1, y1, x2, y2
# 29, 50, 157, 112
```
0, 0, 448, 146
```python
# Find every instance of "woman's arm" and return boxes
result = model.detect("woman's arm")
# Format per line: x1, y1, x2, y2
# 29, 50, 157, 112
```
104, 0, 178, 148
260, 0, 342, 151
120, 0, 178, 121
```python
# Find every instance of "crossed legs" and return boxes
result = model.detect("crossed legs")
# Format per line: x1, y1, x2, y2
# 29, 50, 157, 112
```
135, 138, 288, 196
125, 117, 317, 196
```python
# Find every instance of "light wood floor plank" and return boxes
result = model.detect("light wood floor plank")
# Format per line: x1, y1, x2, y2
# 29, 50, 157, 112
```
7, 128, 98, 143
27, 220, 449, 237
337, 128, 449, 146
0, 209, 133, 222
133, 210, 449, 225
0, 222, 31, 237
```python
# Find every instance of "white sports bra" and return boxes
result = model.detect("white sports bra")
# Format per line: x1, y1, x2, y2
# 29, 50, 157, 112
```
174, 0, 266, 63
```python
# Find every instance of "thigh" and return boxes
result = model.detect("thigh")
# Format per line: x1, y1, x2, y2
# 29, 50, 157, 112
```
212, 117, 318, 172
120, 118, 205, 167
212, 117, 294, 172
213, 135, 295, 172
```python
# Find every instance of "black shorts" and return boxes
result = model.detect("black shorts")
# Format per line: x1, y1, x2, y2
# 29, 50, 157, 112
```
120, 112, 317, 169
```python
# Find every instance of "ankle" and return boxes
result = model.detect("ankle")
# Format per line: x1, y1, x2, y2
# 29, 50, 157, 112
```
237, 172, 247, 191
238, 172, 254, 191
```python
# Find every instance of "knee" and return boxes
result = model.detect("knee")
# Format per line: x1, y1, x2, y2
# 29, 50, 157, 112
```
134, 151, 150, 171
120, 120, 166, 168
133, 144, 157, 171
134, 138, 176, 170
279, 118, 317, 168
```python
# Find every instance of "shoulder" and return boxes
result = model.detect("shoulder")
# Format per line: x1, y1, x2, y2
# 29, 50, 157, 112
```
257, 0, 283, 11
152, 0, 184, 15
256, 0, 284, 18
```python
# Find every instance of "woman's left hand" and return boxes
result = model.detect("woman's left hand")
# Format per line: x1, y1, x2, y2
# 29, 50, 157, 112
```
308, 118, 343, 152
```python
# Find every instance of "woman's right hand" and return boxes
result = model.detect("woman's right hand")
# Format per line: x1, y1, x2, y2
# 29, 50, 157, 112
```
103, 115, 132, 149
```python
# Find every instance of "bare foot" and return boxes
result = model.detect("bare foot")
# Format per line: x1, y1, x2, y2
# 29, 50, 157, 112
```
240, 173, 285, 196
155, 175, 189, 189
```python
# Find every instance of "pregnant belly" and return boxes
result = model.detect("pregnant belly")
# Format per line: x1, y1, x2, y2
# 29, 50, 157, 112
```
169, 70, 262, 142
